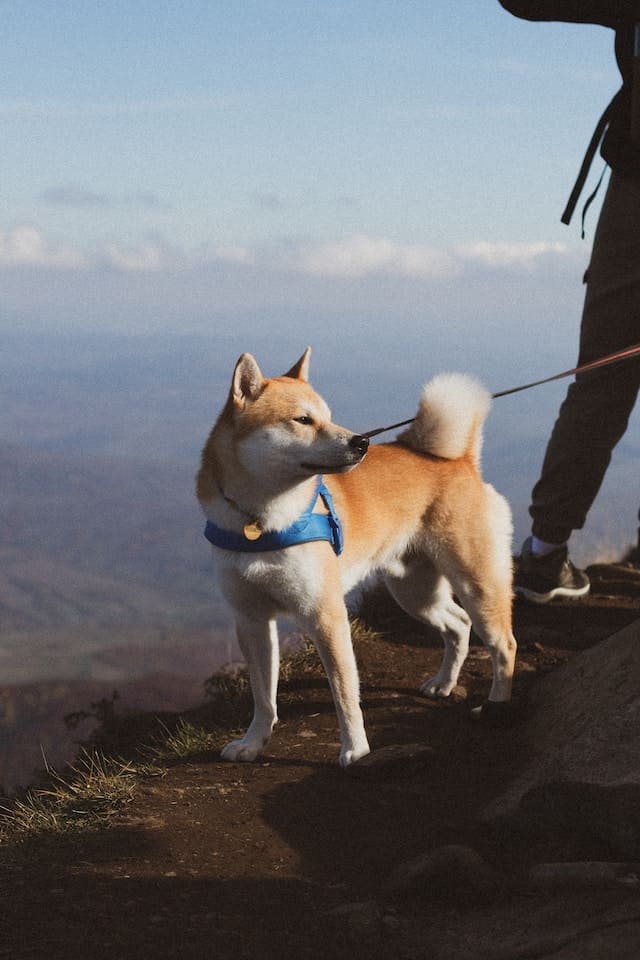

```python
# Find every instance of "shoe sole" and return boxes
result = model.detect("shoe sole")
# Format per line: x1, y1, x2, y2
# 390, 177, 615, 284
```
514, 583, 590, 604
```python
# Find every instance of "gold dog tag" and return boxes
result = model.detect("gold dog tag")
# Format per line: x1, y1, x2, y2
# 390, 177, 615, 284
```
243, 521, 262, 541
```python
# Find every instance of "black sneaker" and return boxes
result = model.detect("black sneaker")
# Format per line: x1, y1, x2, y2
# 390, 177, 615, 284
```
514, 537, 590, 604
623, 544, 640, 569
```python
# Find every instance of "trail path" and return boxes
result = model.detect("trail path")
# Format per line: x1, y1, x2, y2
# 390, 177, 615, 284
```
2, 566, 639, 960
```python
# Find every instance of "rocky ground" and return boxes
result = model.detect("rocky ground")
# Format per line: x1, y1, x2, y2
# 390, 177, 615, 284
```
1, 563, 639, 960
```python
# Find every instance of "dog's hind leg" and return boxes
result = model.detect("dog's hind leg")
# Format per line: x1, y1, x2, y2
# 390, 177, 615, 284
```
442, 487, 517, 705
451, 584, 516, 704
220, 613, 280, 763
419, 597, 472, 698
385, 564, 472, 697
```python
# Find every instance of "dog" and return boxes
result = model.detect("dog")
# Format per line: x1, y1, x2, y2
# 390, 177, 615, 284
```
197, 348, 516, 767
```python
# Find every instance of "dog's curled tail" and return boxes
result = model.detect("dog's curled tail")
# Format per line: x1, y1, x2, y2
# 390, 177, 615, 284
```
397, 373, 492, 466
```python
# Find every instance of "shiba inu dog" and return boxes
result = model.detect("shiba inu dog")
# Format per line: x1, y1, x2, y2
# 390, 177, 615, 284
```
197, 348, 516, 767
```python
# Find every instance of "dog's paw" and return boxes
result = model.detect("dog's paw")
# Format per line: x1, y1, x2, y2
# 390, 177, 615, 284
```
220, 738, 264, 763
470, 700, 516, 727
419, 674, 456, 698
339, 739, 370, 769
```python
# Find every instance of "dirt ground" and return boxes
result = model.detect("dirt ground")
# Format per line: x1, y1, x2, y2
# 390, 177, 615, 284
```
1, 564, 640, 960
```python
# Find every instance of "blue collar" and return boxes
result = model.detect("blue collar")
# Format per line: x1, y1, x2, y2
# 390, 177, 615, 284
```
204, 477, 343, 555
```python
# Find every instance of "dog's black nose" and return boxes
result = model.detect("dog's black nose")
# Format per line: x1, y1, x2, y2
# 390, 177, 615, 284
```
349, 434, 369, 456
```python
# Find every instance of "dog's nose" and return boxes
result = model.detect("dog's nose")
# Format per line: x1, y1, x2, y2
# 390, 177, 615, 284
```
349, 434, 369, 456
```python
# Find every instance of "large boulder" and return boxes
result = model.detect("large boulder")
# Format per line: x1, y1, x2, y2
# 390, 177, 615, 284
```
485, 618, 640, 856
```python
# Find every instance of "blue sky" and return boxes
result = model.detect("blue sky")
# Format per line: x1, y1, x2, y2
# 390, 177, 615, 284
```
1, 1, 620, 287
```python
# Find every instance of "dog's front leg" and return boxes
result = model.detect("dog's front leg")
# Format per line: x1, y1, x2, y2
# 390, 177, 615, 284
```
305, 600, 370, 768
220, 614, 279, 763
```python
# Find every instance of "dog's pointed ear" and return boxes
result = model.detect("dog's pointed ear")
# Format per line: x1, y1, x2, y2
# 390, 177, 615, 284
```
283, 347, 311, 382
231, 353, 264, 407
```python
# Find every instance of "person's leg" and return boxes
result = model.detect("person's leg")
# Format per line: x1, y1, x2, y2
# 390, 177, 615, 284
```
517, 173, 640, 601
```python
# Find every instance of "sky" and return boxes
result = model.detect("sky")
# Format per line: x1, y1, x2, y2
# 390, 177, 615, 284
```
2, 2, 637, 558
1, 1, 621, 301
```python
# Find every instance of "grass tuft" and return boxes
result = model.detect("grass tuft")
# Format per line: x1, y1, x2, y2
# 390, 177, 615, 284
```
349, 616, 384, 644
205, 667, 250, 702
151, 719, 226, 762
0, 750, 137, 844
279, 637, 320, 681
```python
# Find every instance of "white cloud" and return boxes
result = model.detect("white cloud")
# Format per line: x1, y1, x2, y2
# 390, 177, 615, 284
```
0, 226, 171, 274
293, 234, 460, 279
0, 226, 86, 269
458, 240, 568, 268
275, 235, 572, 278
103, 242, 165, 272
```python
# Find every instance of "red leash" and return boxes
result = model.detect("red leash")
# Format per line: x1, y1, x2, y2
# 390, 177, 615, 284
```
362, 342, 640, 440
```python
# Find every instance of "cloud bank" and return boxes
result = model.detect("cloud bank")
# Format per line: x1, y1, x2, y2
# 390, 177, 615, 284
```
0, 224, 573, 279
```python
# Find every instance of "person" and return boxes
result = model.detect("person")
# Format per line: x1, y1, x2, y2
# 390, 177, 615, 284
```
499, 1, 640, 602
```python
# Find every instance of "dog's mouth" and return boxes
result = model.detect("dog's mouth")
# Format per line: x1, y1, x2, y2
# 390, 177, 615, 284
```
300, 455, 365, 474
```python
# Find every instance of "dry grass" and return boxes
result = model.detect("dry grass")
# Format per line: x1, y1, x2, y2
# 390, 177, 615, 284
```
151, 718, 227, 761
279, 637, 320, 681
205, 666, 251, 702
0, 751, 138, 844
1, 609, 386, 847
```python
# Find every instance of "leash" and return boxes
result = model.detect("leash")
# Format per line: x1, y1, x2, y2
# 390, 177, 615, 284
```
361, 342, 640, 440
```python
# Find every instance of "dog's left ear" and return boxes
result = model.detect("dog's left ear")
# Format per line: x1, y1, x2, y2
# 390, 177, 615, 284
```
232, 353, 264, 407
283, 346, 311, 382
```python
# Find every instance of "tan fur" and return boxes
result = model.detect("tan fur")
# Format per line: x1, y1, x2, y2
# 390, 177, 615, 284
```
197, 348, 516, 768
398, 373, 491, 464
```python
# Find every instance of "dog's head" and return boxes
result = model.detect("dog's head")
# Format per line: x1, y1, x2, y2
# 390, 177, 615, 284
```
226, 348, 369, 482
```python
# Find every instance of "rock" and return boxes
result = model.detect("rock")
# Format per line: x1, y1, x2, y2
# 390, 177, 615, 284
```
329, 900, 381, 942
528, 861, 640, 890
347, 743, 434, 779
487, 914, 640, 960
545, 921, 640, 960
485, 619, 640, 856
384, 844, 500, 900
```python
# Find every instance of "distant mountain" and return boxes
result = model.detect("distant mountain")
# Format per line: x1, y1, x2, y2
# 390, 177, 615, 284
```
0, 441, 232, 681
1, 442, 219, 619
0, 440, 241, 789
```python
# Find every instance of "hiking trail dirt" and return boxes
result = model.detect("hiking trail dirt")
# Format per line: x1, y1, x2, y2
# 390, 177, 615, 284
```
1, 565, 639, 960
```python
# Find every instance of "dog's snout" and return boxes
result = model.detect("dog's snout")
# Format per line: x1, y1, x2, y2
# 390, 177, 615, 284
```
349, 434, 369, 456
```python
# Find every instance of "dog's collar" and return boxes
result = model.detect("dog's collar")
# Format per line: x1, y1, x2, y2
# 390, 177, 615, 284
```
204, 477, 343, 555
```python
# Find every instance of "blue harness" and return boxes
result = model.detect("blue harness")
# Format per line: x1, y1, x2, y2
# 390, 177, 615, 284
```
204, 477, 344, 556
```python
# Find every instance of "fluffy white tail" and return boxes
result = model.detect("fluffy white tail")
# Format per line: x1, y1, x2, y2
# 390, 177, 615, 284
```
398, 373, 492, 465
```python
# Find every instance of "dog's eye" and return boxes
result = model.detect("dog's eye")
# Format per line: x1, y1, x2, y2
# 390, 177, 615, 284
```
294, 415, 314, 426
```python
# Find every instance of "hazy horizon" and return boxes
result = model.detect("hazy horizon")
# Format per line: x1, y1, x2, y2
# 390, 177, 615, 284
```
3, 321, 639, 571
